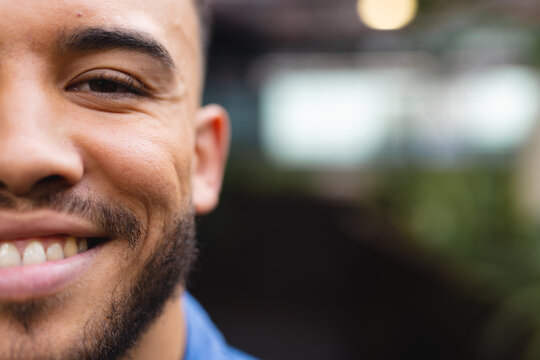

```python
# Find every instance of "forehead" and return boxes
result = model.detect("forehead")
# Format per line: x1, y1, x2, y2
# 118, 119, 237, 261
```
0, 0, 200, 73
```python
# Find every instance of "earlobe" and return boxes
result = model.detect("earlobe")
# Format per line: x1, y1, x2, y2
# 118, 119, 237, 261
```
192, 104, 231, 214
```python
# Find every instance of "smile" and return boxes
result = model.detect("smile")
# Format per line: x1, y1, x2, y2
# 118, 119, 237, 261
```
0, 212, 109, 302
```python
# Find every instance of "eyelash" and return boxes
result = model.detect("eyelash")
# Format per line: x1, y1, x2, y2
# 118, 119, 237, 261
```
67, 73, 149, 98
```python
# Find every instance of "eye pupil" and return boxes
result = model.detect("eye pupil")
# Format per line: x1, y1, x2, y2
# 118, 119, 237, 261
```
89, 79, 119, 93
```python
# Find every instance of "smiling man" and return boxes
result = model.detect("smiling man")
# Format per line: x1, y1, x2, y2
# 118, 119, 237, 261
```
0, 0, 255, 359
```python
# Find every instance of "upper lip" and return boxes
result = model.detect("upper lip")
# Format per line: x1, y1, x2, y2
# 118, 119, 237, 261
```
0, 210, 106, 241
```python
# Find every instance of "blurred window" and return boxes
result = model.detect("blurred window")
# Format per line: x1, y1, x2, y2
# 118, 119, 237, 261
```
260, 58, 540, 168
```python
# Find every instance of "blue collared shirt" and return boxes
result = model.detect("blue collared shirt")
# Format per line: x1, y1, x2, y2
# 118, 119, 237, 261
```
182, 292, 258, 360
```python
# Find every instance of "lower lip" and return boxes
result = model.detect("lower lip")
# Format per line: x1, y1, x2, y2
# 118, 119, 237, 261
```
0, 246, 100, 302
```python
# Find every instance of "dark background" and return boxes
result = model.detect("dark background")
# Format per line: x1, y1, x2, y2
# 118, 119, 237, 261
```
188, 1, 540, 359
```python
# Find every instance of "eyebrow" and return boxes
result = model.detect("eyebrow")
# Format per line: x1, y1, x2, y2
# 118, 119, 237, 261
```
57, 27, 175, 69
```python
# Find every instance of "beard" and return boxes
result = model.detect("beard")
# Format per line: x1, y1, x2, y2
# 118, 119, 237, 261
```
0, 185, 198, 360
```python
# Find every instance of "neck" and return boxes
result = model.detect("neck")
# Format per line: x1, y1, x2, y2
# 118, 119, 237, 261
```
125, 291, 187, 360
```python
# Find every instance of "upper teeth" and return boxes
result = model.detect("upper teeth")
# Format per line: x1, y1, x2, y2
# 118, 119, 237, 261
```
0, 237, 88, 268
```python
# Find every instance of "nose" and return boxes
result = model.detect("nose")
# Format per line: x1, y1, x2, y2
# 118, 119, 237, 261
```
0, 80, 83, 195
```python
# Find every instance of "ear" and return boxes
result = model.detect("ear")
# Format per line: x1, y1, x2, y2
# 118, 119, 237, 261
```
192, 104, 231, 215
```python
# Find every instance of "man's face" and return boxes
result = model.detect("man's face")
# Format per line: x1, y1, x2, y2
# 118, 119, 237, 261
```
0, 0, 229, 359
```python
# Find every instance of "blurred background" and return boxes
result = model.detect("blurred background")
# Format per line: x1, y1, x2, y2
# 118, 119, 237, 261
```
188, 0, 540, 359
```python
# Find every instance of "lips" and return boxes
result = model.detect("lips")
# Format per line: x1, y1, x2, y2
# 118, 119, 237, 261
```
0, 211, 108, 302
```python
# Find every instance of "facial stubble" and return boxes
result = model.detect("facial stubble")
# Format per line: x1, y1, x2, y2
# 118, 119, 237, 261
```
0, 191, 198, 360
73, 214, 197, 360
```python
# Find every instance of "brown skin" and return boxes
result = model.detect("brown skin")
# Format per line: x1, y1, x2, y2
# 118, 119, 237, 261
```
0, 0, 229, 359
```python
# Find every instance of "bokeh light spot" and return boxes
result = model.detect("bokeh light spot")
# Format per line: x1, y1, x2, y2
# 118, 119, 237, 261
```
358, 0, 418, 30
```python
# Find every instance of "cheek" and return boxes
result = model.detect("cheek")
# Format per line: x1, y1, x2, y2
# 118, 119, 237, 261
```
74, 120, 194, 216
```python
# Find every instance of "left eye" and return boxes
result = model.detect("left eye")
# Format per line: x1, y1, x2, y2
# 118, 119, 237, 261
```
88, 79, 128, 93
66, 72, 148, 97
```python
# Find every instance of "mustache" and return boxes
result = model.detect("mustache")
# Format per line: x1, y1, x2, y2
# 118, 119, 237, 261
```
0, 187, 142, 247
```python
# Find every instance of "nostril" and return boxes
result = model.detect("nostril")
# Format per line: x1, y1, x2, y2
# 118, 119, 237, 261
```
36, 175, 67, 186
8, 175, 75, 204
33, 175, 73, 191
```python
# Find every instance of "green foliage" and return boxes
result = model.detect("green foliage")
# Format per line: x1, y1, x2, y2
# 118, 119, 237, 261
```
378, 168, 540, 285
377, 168, 540, 357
